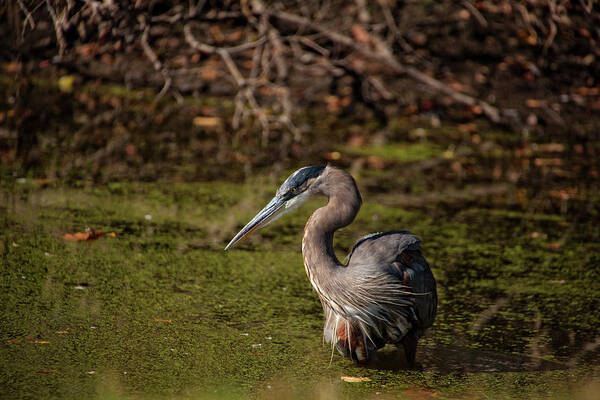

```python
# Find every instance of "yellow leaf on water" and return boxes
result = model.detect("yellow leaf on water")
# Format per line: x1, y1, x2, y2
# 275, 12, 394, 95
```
341, 376, 371, 382
154, 318, 172, 323
26, 338, 50, 344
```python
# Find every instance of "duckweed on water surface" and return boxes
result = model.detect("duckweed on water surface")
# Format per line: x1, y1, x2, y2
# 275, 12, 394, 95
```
1, 180, 599, 399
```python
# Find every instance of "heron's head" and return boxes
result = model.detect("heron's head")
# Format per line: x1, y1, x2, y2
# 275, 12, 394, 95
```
225, 165, 326, 250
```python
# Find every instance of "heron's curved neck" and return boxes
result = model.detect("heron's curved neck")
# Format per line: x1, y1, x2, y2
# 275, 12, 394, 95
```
302, 169, 362, 281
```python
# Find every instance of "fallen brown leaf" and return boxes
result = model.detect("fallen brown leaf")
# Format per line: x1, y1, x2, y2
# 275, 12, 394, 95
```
33, 178, 56, 186
576, 86, 600, 96
36, 370, 55, 374
63, 231, 91, 241
154, 318, 172, 323
548, 280, 566, 284
351, 25, 370, 43
209, 25, 225, 42
525, 99, 547, 108
193, 116, 221, 127
534, 158, 563, 167
62, 228, 115, 241
537, 143, 565, 152
199, 67, 218, 80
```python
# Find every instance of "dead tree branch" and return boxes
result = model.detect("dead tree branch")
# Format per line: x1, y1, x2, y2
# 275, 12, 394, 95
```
257, 7, 504, 124
184, 24, 271, 144
16, 0, 36, 38
45, 0, 66, 56
141, 23, 182, 102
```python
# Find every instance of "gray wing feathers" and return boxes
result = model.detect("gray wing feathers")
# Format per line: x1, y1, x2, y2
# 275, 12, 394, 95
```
347, 230, 421, 267
345, 230, 437, 337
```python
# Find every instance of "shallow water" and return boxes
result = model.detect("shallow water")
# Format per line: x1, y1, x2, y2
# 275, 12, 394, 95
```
1, 178, 598, 399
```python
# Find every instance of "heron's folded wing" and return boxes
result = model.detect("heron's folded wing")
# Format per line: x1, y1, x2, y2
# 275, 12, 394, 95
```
347, 231, 436, 330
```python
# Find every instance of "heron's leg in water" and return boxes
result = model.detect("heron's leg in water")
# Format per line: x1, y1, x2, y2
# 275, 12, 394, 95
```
335, 320, 379, 363
401, 330, 419, 368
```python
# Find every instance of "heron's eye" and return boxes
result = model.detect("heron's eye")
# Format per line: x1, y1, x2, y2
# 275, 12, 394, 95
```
291, 187, 297, 194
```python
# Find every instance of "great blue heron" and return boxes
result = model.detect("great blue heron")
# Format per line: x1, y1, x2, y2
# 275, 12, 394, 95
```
225, 165, 437, 366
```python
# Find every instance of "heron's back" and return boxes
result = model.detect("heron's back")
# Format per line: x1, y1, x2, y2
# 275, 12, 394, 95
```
325, 231, 436, 361
347, 230, 437, 329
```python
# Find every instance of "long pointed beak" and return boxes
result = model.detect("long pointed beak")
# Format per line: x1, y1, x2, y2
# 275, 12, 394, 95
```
224, 196, 287, 250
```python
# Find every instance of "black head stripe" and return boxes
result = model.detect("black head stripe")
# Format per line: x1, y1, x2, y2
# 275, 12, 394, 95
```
277, 165, 325, 196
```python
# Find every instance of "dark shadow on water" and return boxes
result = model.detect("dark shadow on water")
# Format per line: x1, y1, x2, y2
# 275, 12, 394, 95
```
364, 344, 567, 373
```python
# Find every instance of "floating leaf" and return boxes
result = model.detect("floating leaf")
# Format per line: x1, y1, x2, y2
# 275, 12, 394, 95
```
62, 228, 115, 241
548, 280, 566, 284
26, 338, 50, 344
63, 231, 91, 241
154, 318, 172, 323
36, 370, 55, 374
341, 376, 371, 382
